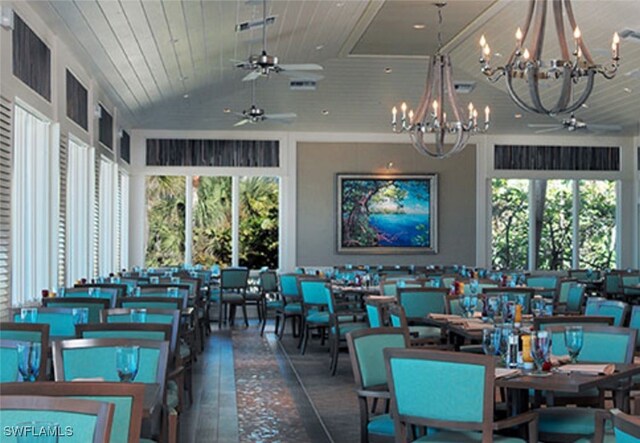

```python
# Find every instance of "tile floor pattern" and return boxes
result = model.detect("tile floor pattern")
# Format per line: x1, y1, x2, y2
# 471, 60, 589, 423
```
233, 327, 314, 442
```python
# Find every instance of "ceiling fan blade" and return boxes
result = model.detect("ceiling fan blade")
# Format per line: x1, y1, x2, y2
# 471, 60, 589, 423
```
588, 124, 622, 132
234, 119, 250, 127
242, 71, 261, 81
534, 127, 563, 134
527, 124, 562, 128
265, 113, 297, 119
278, 63, 323, 71
279, 70, 325, 81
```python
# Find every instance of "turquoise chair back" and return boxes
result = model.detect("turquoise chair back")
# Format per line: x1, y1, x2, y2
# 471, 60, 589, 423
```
397, 289, 446, 319
612, 409, 640, 442
279, 274, 300, 298
366, 304, 382, 327
385, 349, 492, 426
597, 301, 628, 326
347, 328, 408, 389
221, 268, 249, 289
82, 330, 167, 340
260, 271, 278, 292
621, 275, 640, 297
44, 300, 104, 324
548, 326, 635, 363
0, 340, 21, 382
14, 309, 76, 338
604, 273, 621, 296
389, 311, 402, 328
120, 299, 181, 310
299, 280, 330, 306
381, 282, 397, 296
0, 323, 48, 344
558, 280, 576, 304
0, 396, 113, 443
629, 306, 640, 330
67, 287, 118, 304
566, 284, 586, 313
526, 276, 558, 289
106, 312, 175, 325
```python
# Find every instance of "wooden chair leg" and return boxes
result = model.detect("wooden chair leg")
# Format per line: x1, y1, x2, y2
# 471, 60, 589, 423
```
218, 301, 223, 329
242, 304, 249, 327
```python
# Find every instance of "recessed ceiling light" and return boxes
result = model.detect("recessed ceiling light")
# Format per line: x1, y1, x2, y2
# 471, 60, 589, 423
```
315, 44, 324, 51
223, 108, 231, 113
514, 113, 522, 119
623, 87, 632, 93
413, 24, 426, 30
336, 2, 344, 7
581, 103, 589, 109
321, 109, 330, 115
183, 94, 189, 99
384, 67, 392, 73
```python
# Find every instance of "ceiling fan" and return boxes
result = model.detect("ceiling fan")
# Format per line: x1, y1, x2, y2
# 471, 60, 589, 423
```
233, 81, 296, 127
234, 0, 323, 82
527, 114, 622, 134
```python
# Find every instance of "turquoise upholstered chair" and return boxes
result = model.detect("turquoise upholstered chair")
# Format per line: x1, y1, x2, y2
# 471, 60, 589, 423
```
1, 382, 146, 443
275, 273, 303, 339
565, 284, 586, 314
525, 275, 559, 301
629, 305, 640, 347
533, 315, 613, 331
584, 299, 629, 326
298, 278, 331, 354
12, 307, 77, 338
612, 409, 640, 443
346, 328, 409, 443
556, 279, 577, 306
384, 348, 538, 442
67, 286, 119, 307
603, 271, 623, 298
396, 288, 447, 322
326, 286, 367, 375
138, 285, 189, 305
259, 270, 281, 336
0, 323, 49, 380
210, 267, 249, 328
365, 297, 395, 328
537, 326, 636, 441
0, 339, 26, 382
118, 296, 183, 311
620, 274, 640, 302
43, 297, 110, 324
0, 395, 114, 443
388, 304, 441, 346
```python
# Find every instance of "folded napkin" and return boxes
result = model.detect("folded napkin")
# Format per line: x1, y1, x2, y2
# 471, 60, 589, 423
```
556, 364, 615, 376
72, 377, 105, 382
464, 322, 494, 331
428, 313, 461, 321
550, 354, 572, 366
495, 368, 520, 379
365, 295, 395, 301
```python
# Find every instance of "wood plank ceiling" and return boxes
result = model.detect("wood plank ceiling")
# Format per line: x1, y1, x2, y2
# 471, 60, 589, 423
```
28, 0, 640, 135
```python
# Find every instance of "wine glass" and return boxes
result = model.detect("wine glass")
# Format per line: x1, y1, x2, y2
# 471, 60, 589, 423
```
469, 279, 479, 296
115, 346, 140, 382
482, 329, 498, 356
166, 287, 179, 298
150, 276, 160, 284
72, 308, 88, 325
530, 331, 552, 375
17, 343, 41, 382
459, 294, 478, 318
531, 296, 545, 318
564, 326, 584, 364
20, 308, 38, 324
486, 296, 500, 323
130, 308, 147, 323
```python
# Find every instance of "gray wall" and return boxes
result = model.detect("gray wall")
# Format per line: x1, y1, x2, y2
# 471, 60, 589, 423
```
296, 142, 477, 266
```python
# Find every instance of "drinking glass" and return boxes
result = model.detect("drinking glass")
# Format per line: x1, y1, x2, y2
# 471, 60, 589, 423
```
166, 287, 179, 298
482, 329, 498, 356
16, 422, 59, 443
486, 296, 500, 322
496, 324, 512, 365
469, 279, 479, 296
17, 343, 41, 382
531, 296, 545, 318
564, 326, 584, 364
88, 287, 97, 298
171, 276, 180, 284
530, 331, 552, 375
133, 287, 141, 297
20, 308, 38, 323
56, 286, 66, 298
72, 308, 88, 325
115, 346, 140, 382
150, 276, 160, 284
110, 276, 120, 284
130, 308, 147, 323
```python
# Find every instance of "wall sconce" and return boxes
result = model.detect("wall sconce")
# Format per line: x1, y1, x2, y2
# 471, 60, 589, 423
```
94, 105, 102, 119
0, 6, 14, 30
386, 162, 394, 170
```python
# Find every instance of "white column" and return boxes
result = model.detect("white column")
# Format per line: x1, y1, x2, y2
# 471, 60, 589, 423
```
184, 176, 193, 265
232, 176, 240, 267
572, 180, 580, 269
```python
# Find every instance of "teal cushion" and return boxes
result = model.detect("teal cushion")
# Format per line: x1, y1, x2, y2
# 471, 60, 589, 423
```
266, 300, 284, 309
221, 293, 244, 303
409, 326, 442, 339
353, 333, 407, 388
0, 330, 42, 342
367, 414, 394, 436
333, 322, 367, 336
414, 431, 525, 442
284, 304, 302, 314
306, 311, 330, 324
538, 408, 597, 435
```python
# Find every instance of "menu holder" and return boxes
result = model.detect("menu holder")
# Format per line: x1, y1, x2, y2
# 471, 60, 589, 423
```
556, 364, 615, 376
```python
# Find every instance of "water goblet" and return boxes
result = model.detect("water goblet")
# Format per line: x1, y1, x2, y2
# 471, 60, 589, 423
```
482, 329, 498, 356
487, 296, 500, 322
564, 326, 584, 364
20, 308, 38, 323
115, 346, 140, 382
166, 287, 179, 298
130, 308, 147, 323
17, 342, 41, 382
530, 330, 552, 375
72, 308, 88, 325
56, 286, 66, 298
150, 276, 160, 284
531, 296, 545, 318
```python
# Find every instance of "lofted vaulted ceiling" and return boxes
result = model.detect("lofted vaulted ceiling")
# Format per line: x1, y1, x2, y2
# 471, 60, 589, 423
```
29, 0, 640, 135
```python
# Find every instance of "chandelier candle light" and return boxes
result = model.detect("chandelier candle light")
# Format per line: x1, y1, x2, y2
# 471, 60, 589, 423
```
479, 0, 620, 116
392, 3, 489, 159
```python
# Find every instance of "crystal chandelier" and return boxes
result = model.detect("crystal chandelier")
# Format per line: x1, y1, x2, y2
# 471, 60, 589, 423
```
391, 3, 489, 159
479, 0, 620, 116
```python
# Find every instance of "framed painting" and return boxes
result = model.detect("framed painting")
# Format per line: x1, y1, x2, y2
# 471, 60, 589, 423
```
337, 174, 438, 254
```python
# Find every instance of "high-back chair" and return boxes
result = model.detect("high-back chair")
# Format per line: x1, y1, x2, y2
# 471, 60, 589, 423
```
612, 408, 640, 442
585, 299, 629, 326
388, 304, 442, 347
564, 283, 586, 314
75, 283, 129, 299
384, 348, 538, 442
138, 284, 190, 302
620, 274, 640, 303
0, 323, 50, 377
211, 267, 249, 328
0, 395, 114, 443
534, 315, 614, 331
525, 275, 560, 301
557, 278, 577, 306
11, 307, 77, 338
275, 273, 303, 339
396, 287, 447, 322
0, 339, 30, 382
43, 297, 110, 323
326, 286, 367, 375
1, 382, 145, 443
346, 328, 409, 443
67, 286, 119, 307
545, 325, 636, 365
118, 295, 185, 311
364, 297, 394, 328
298, 278, 331, 355
603, 271, 623, 298
259, 270, 280, 336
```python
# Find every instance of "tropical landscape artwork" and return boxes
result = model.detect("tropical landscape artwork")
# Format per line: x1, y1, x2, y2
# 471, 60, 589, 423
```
337, 174, 437, 253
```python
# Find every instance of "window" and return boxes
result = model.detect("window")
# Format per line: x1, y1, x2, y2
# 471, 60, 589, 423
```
11, 105, 57, 305
145, 176, 186, 267
66, 138, 94, 285
491, 178, 618, 270
192, 176, 232, 267
119, 171, 130, 270
239, 177, 279, 268
98, 157, 117, 275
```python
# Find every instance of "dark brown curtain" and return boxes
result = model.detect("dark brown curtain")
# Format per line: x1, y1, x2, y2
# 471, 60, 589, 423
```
13, 14, 51, 101
146, 139, 279, 167
98, 105, 113, 150
494, 145, 619, 171
66, 70, 88, 131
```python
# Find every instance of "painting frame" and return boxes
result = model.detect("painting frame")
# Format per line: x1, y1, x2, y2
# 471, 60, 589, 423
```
336, 173, 438, 254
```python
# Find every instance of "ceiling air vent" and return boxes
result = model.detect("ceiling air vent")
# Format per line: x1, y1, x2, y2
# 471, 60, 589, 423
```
235, 16, 276, 32
290, 80, 317, 91
453, 81, 476, 94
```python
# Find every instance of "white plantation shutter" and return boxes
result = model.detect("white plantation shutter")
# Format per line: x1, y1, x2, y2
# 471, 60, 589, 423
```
0, 96, 13, 319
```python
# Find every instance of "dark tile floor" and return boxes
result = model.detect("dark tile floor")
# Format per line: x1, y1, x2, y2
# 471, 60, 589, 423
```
179, 319, 356, 443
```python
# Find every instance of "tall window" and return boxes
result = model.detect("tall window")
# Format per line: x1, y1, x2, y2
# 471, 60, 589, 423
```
11, 105, 56, 305
145, 176, 185, 267
98, 157, 117, 275
192, 176, 232, 267
66, 138, 94, 285
239, 177, 279, 268
119, 171, 130, 270
491, 178, 617, 270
